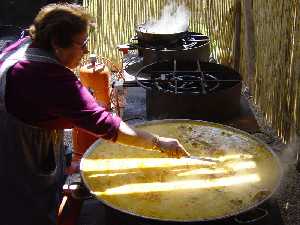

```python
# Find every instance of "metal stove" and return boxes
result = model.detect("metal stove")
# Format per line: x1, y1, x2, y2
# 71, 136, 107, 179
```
117, 58, 242, 122
116, 30, 244, 122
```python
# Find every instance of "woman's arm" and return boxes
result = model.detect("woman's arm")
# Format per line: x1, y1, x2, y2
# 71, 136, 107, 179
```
115, 121, 190, 158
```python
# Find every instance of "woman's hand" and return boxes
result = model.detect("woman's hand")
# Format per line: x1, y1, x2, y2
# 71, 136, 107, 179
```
155, 136, 190, 158
116, 121, 190, 158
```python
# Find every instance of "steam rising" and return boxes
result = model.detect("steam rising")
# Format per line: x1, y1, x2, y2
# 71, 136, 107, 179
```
280, 136, 300, 166
141, 2, 191, 34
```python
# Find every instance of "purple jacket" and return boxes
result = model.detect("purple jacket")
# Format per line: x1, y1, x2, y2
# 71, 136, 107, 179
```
1, 38, 121, 141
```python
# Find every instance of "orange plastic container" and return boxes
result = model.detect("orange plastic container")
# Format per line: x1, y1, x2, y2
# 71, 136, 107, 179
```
79, 62, 111, 109
72, 58, 111, 164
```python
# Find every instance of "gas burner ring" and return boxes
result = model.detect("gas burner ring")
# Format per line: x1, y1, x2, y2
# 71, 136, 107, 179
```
151, 73, 220, 94
135, 60, 234, 95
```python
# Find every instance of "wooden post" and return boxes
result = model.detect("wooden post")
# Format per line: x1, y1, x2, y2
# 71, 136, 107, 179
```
243, 0, 256, 91
291, 4, 300, 142
233, 0, 241, 72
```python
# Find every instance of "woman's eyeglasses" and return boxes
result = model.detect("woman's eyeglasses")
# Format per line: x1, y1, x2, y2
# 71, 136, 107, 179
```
73, 37, 89, 50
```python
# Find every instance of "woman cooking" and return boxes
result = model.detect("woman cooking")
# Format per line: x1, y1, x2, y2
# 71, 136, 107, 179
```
0, 3, 189, 225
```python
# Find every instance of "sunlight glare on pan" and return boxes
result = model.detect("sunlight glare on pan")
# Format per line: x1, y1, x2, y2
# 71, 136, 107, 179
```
81, 158, 215, 172
93, 174, 260, 196
89, 171, 138, 178
177, 160, 256, 176
227, 161, 257, 170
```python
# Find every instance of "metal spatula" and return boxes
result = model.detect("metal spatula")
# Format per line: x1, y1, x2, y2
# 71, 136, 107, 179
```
185, 155, 219, 163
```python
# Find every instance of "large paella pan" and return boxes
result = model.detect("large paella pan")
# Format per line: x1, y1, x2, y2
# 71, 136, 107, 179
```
80, 120, 282, 222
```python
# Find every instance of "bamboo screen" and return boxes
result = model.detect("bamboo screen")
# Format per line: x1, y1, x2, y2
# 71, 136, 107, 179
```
83, 0, 299, 144
249, 0, 300, 143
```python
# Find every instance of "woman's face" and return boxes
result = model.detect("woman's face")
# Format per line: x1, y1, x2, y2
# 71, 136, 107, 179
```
54, 31, 89, 69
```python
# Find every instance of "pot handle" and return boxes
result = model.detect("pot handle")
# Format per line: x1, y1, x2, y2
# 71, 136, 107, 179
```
131, 35, 138, 42
234, 207, 268, 224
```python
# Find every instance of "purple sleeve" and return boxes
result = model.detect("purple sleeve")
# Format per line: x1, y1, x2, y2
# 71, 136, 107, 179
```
48, 69, 122, 141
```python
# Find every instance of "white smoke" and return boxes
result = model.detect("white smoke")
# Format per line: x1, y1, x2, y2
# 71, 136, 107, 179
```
141, 1, 191, 34
280, 136, 300, 166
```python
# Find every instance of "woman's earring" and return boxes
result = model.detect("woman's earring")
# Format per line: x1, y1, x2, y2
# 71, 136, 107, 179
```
55, 48, 61, 55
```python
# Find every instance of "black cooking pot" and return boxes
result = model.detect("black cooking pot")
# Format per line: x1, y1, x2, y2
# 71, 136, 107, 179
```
135, 23, 189, 45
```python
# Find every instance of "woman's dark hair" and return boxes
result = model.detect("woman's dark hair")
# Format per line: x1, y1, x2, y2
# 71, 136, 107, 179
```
29, 3, 93, 50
